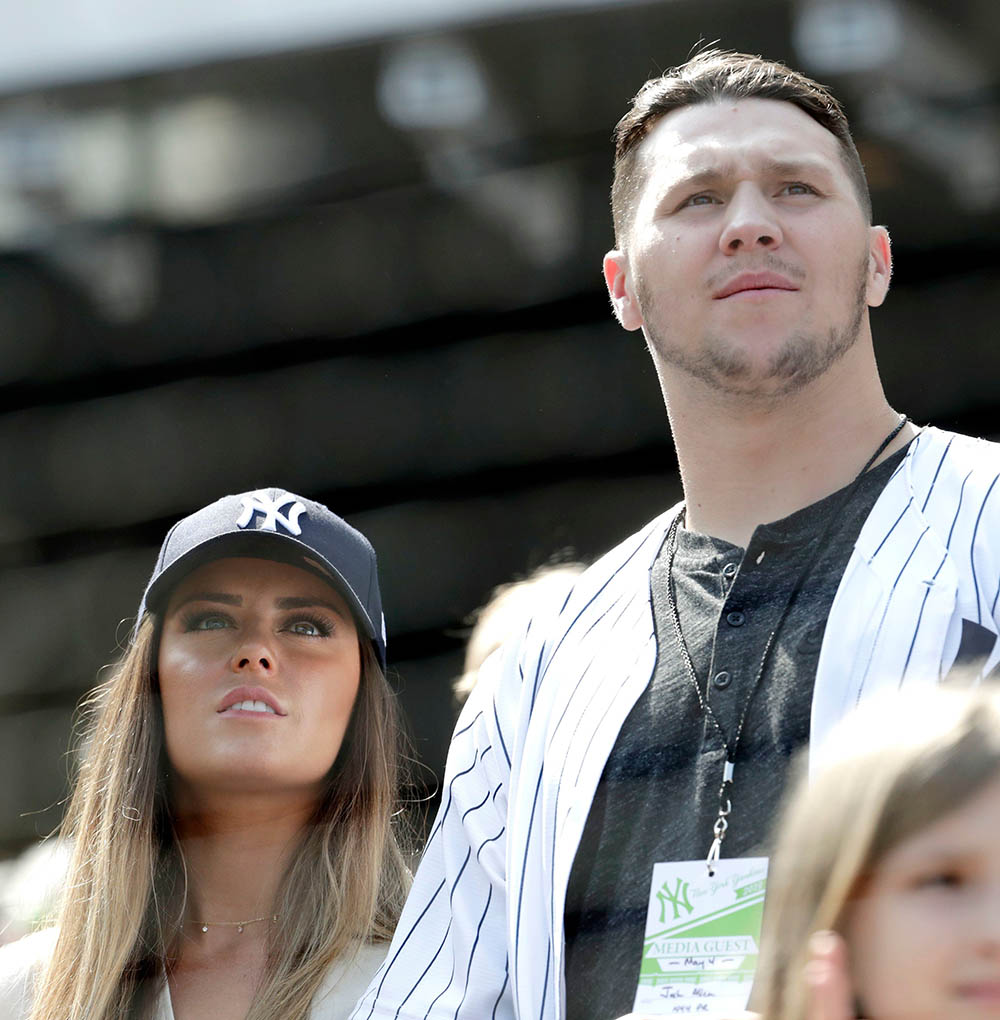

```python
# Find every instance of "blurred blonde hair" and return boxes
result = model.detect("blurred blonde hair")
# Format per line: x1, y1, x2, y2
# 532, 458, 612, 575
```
754, 684, 1000, 1020
30, 615, 410, 1020
454, 561, 585, 702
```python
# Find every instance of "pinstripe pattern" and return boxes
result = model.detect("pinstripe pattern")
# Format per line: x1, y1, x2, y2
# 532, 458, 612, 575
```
354, 427, 1000, 1020
970, 474, 1000, 625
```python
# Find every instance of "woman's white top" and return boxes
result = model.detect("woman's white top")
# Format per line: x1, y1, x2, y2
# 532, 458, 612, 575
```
0, 927, 387, 1020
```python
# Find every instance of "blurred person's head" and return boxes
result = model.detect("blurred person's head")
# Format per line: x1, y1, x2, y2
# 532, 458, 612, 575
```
610, 48, 871, 247
454, 561, 586, 703
32, 488, 409, 1020
754, 684, 1000, 1020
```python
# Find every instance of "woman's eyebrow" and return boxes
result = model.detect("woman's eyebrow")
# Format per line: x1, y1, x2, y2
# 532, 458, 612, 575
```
276, 595, 348, 618
172, 591, 242, 610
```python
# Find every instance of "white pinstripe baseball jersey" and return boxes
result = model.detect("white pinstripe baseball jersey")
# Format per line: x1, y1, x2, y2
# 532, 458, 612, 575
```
352, 426, 1000, 1020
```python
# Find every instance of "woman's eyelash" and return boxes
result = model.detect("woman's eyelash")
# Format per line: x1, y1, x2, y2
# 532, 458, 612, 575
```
178, 609, 334, 636
181, 610, 234, 632
284, 612, 334, 637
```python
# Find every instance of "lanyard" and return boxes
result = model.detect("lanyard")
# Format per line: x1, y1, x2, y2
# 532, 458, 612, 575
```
664, 415, 909, 874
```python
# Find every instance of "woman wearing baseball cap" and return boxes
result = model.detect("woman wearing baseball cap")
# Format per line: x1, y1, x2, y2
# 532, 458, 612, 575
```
0, 488, 410, 1020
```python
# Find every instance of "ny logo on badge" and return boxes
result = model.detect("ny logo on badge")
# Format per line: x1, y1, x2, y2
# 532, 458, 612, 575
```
656, 877, 694, 923
236, 491, 306, 536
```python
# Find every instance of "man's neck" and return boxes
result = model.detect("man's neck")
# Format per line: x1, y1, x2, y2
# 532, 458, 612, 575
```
662, 346, 914, 548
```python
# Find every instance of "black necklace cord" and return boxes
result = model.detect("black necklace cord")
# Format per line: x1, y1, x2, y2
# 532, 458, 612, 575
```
665, 414, 909, 871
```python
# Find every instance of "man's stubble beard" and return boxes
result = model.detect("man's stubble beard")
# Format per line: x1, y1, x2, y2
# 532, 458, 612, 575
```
638, 254, 869, 403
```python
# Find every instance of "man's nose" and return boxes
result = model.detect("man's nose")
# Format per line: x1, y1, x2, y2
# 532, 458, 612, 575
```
718, 185, 783, 254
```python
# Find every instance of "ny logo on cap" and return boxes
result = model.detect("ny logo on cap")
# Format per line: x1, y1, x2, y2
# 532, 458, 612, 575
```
236, 491, 306, 536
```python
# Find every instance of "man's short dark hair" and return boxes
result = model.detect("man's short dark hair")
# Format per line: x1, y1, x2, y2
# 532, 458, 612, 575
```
611, 49, 872, 244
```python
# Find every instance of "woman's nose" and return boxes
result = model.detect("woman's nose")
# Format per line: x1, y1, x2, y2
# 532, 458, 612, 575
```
235, 652, 272, 671
231, 628, 275, 673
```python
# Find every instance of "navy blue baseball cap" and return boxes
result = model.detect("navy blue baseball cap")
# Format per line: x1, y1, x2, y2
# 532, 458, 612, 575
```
137, 488, 386, 667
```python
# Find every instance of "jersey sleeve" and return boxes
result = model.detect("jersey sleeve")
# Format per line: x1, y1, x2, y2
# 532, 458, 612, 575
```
351, 647, 518, 1020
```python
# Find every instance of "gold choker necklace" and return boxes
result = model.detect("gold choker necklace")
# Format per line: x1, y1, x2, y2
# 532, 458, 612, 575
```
188, 914, 277, 934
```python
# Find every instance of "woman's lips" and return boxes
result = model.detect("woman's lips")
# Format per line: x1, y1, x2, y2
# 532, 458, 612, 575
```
217, 686, 286, 716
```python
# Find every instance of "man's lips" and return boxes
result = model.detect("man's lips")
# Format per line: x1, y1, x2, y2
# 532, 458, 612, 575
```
217, 686, 286, 716
713, 271, 799, 299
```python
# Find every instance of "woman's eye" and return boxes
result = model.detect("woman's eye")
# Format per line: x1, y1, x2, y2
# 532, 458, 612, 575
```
285, 616, 332, 637
684, 193, 718, 207
183, 612, 233, 632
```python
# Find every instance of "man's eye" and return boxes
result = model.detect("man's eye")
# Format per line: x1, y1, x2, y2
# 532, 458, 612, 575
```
782, 182, 816, 196
684, 193, 718, 207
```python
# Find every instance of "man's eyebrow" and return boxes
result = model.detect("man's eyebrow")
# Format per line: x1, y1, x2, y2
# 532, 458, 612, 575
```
758, 158, 835, 180
665, 167, 729, 193
664, 158, 835, 197
276, 595, 348, 618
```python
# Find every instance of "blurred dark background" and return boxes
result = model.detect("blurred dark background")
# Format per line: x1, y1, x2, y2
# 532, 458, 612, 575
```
1, 0, 998, 857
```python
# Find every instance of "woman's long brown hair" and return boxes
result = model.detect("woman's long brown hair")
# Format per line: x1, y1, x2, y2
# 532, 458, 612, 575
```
30, 616, 410, 1020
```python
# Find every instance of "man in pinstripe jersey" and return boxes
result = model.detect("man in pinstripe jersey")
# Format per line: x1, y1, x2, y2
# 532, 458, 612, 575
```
352, 50, 1000, 1020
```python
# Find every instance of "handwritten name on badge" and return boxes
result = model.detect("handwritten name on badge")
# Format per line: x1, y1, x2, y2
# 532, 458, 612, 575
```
634, 858, 768, 1017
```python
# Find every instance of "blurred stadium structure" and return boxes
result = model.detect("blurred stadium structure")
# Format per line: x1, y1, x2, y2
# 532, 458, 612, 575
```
0, 0, 998, 858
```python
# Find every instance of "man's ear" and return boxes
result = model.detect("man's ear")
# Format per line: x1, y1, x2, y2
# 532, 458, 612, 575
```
603, 250, 644, 331
866, 226, 892, 308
